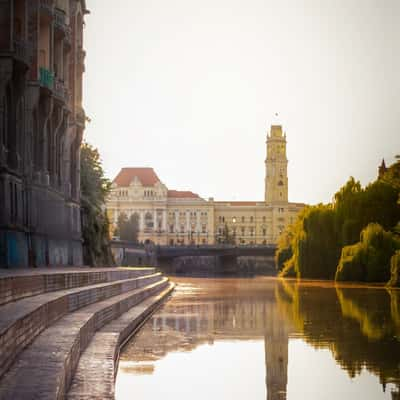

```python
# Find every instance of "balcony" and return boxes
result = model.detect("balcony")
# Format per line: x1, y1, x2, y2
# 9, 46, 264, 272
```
39, 67, 54, 90
75, 107, 86, 127
13, 39, 31, 67
54, 78, 69, 103
54, 8, 71, 40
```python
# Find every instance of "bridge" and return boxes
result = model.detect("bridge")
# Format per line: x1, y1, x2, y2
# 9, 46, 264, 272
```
155, 244, 276, 259
110, 241, 277, 275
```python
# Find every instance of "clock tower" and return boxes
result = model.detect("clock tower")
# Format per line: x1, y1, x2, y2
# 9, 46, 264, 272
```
265, 125, 288, 204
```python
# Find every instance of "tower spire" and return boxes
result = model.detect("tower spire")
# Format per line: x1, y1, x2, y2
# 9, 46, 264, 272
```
378, 158, 387, 179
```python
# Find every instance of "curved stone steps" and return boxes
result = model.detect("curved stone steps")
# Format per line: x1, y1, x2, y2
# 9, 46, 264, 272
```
0, 277, 170, 400
0, 271, 162, 379
0, 267, 156, 306
67, 282, 175, 400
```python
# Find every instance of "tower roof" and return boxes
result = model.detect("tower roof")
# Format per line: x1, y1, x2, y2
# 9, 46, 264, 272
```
167, 190, 200, 199
113, 168, 160, 187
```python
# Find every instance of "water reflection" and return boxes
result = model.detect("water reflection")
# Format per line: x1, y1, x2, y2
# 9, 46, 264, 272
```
117, 278, 400, 399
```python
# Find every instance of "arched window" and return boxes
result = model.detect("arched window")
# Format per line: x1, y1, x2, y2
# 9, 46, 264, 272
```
278, 180, 284, 186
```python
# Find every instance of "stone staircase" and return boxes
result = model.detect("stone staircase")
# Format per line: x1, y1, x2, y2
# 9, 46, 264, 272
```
0, 267, 174, 400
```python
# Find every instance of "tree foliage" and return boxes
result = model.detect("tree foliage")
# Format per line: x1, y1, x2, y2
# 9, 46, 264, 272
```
218, 223, 236, 245
275, 223, 294, 271
80, 142, 113, 266
336, 224, 400, 282
388, 250, 400, 287
114, 212, 139, 243
275, 158, 400, 282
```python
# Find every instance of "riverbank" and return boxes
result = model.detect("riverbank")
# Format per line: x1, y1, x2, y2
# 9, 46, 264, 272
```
0, 266, 173, 400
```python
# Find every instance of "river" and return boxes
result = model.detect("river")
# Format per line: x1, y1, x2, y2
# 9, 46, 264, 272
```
115, 277, 400, 399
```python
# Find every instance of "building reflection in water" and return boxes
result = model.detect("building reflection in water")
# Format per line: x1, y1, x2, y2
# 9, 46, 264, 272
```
119, 278, 400, 399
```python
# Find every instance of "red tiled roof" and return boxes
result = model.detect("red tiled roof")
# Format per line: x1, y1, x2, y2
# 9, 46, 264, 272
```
167, 190, 200, 199
113, 168, 160, 187
215, 201, 259, 206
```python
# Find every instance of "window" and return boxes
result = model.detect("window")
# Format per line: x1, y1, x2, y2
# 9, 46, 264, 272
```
169, 225, 174, 233
250, 216, 254, 223
202, 224, 206, 233
145, 212, 153, 228
263, 229, 266, 236
241, 216, 245, 223
263, 216, 266, 223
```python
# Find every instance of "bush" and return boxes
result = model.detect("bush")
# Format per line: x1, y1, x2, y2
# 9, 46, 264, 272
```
388, 250, 400, 287
335, 224, 400, 283
335, 243, 364, 282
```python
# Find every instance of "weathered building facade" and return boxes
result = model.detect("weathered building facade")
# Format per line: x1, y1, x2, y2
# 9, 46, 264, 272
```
106, 125, 305, 246
0, 0, 88, 267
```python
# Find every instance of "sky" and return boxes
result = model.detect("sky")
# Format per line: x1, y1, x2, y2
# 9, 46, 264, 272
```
83, 0, 400, 205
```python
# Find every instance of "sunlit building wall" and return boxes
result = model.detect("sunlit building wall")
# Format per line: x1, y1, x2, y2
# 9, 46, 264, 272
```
106, 125, 305, 245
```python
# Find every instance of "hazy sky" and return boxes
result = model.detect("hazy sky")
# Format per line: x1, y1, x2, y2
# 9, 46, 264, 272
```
83, 0, 400, 204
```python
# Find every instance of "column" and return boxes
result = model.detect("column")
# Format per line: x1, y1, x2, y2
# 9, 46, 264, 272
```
153, 209, 157, 230
139, 210, 144, 230
186, 211, 190, 232
175, 211, 179, 232
196, 210, 201, 232
162, 209, 167, 231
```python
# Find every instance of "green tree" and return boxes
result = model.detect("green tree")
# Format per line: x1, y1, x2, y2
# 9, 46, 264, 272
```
276, 158, 400, 282
80, 142, 113, 266
388, 250, 400, 287
115, 212, 139, 243
336, 224, 400, 283
275, 223, 295, 271
219, 223, 236, 245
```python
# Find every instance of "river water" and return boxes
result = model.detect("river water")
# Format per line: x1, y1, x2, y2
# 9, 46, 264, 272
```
115, 277, 400, 399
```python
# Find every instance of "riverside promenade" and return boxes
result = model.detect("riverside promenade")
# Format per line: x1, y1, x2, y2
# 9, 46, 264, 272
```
0, 266, 174, 399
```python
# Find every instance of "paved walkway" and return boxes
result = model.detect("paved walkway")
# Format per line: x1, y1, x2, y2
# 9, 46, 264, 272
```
0, 266, 153, 278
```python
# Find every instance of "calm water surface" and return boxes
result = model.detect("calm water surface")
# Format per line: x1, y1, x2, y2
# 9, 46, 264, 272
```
116, 277, 400, 399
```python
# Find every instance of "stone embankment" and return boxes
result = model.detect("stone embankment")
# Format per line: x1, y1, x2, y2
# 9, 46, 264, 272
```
0, 267, 174, 399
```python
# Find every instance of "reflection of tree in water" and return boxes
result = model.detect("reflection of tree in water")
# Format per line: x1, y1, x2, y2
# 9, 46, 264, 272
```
276, 280, 400, 395
119, 278, 400, 399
